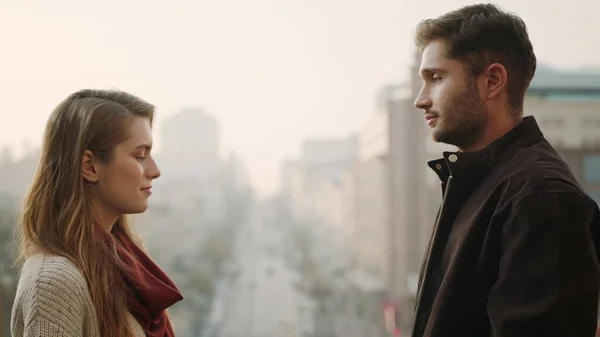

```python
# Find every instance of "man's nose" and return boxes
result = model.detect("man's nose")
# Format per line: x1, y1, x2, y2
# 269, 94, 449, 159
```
414, 88, 432, 110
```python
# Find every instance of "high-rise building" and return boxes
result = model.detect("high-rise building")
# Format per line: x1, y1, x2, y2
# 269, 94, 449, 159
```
278, 135, 359, 274
158, 108, 222, 181
341, 74, 427, 334
280, 135, 359, 225
161, 108, 219, 157
351, 107, 390, 283
143, 108, 227, 239
386, 80, 429, 331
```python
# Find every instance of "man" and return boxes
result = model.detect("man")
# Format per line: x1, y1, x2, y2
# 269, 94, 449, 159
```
412, 3, 600, 337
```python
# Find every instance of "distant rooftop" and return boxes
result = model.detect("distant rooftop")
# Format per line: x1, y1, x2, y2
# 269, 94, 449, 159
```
528, 64, 600, 96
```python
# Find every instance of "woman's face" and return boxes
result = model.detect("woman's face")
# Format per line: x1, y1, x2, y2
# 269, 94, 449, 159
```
83, 116, 161, 229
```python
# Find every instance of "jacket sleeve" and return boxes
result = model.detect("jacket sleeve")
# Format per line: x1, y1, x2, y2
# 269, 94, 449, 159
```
487, 192, 600, 337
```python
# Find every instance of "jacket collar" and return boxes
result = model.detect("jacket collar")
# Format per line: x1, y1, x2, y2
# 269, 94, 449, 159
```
428, 116, 545, 182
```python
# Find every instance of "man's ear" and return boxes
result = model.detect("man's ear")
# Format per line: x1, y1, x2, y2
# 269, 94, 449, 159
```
81, 149, 99, 183
484, 62, 508, 100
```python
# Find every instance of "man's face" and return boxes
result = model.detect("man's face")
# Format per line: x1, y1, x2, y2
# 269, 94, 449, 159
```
414, 40, 488, 150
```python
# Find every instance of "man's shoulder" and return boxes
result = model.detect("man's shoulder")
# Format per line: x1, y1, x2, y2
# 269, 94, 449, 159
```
500, 142, 585, 197
490, 142, 595, 208
488, 143, 598, 225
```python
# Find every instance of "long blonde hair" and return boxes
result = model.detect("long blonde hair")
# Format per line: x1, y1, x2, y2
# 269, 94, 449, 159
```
14, 89, 155, 337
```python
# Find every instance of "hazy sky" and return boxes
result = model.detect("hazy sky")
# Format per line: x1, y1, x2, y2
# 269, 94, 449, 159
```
1, 0, 598, 196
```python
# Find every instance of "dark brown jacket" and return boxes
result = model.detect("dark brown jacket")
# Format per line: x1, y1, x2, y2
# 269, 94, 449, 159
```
412, 116, 600, 337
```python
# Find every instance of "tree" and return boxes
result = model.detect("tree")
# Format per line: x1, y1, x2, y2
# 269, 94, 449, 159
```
202, 232, 233, 270
287, 223, 341, 337
167, 224, 240, 336
0, 194, 18, 337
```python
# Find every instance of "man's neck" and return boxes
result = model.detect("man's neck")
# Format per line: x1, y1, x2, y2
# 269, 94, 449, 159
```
459, 116, 522, 152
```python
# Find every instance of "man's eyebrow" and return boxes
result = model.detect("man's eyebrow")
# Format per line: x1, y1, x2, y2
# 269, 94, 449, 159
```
419, 67, 445, 75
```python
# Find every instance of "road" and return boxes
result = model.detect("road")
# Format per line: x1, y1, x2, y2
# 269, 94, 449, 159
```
216, 204, 304, 337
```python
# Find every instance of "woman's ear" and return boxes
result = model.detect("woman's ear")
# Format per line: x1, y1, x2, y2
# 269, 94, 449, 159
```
81, 149, 99, 183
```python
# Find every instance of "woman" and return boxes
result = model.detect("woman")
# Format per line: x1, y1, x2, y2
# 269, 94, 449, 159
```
11, 89, 184, 337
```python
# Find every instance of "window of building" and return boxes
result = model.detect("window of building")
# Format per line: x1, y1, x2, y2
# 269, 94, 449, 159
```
583, 154, 600, 184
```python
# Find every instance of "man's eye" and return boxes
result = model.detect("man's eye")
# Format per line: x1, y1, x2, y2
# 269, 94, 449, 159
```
432, 76, 442, 82
136, 156, 147, 162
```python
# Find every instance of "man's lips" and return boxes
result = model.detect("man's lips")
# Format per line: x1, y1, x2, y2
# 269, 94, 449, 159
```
425, 113, 438, 126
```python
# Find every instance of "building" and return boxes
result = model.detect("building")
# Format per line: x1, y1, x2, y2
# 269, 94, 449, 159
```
158, 108, 222, 181
0, 147, 40, 200
347, 89, 391, 290
280, 135, 359, 229
161, 108, 220, 157
150, 108, 227, 224
336, 73, 429, 334
278, 135, 361, 335
278, 135, 360, 287
341, 93, 394, 337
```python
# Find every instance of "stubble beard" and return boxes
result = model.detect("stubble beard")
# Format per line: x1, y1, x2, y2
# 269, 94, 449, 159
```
432, 83, 488, 150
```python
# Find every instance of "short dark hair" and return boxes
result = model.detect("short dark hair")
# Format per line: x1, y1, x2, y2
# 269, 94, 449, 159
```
415, 3, 536, 112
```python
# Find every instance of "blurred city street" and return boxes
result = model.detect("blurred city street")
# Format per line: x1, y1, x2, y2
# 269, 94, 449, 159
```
212, 205, 304, 337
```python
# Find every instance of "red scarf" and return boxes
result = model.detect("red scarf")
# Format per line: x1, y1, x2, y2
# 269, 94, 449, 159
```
116, 232, 184, 337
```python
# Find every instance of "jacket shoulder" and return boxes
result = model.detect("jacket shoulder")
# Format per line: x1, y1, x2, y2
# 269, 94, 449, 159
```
501, 142, 587, 199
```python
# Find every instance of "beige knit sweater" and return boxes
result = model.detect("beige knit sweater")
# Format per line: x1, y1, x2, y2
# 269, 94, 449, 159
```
11, 254, 146, 337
